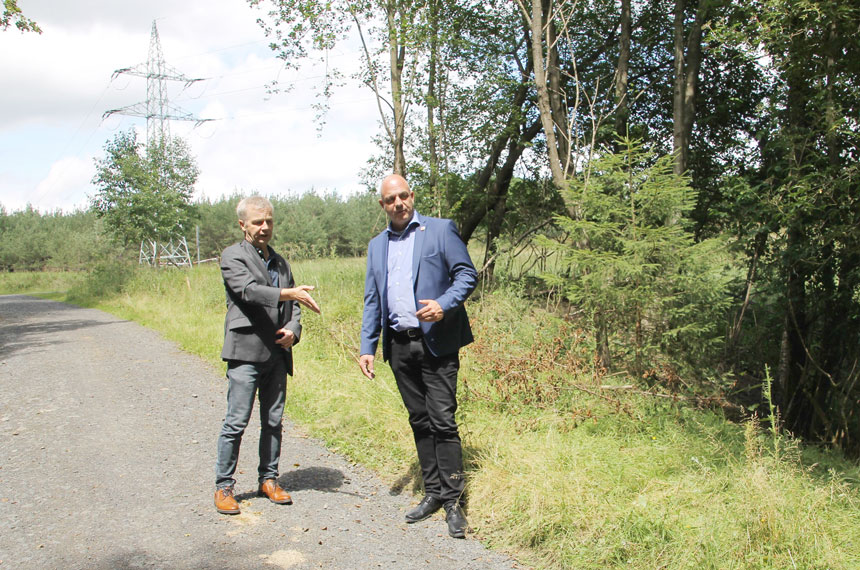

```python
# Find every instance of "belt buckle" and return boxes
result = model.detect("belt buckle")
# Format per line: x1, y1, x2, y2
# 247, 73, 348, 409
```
406, 328, 421, 339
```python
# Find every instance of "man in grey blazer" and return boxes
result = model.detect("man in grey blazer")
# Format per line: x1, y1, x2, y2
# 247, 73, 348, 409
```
359, 174, 477, 538
214, 196, 320, 515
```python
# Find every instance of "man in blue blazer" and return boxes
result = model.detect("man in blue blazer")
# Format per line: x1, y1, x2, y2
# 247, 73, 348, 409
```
215, 196, 320, 515
359, 174, 477, 538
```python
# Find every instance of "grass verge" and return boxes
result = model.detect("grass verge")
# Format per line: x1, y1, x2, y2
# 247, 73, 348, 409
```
3, 262, 859, 569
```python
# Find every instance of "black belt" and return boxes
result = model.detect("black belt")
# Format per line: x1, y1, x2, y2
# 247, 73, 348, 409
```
390, 328, 423, 342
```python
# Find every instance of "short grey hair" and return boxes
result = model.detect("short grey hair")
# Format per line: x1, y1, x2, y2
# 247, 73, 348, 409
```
236, 196, 274, 221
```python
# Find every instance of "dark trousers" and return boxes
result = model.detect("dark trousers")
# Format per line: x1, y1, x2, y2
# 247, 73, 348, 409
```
389, 334, 465, 505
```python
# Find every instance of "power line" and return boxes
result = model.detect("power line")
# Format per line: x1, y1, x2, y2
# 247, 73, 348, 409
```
102, 20, 211, 145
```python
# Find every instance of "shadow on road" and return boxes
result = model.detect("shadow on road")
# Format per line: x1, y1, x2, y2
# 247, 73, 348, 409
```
279, 466, 346, 493
232, 466, 350, 502
0, 317, 123, 360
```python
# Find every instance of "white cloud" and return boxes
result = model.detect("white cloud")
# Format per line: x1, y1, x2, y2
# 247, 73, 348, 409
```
0, 0, 380, 213
34, 156, 94, 211
0, 156, 92, 213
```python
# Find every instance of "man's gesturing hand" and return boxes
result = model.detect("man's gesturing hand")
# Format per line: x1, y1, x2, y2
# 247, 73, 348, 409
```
416, 299, 444, 322
280, 285, 321, 313
359, 354, 375, 380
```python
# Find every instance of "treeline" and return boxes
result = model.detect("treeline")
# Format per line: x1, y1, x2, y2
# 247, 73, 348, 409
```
0, 207, 103, 271
0, 191, 383, 271
193, 191, 383, 260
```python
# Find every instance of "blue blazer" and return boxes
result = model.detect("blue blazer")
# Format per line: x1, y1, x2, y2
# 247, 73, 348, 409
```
220, 240, 301, 373
360, 213, 477, 362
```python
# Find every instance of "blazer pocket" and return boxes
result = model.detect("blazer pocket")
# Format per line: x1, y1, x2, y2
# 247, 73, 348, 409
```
227, 315, 253, 330
421, 250, 444, 272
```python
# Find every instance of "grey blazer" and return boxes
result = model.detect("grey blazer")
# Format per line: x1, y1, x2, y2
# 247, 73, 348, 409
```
219, 240, 301, 374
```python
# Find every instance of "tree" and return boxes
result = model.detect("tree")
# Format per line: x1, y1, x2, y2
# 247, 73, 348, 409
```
1, 0, 40, 33
91, 130, 198, 247
520, 0, 568, 192
250, 0, 425, 175
251, 0, 558, 271
748, 0, 860, 448
539, 138, 733, 376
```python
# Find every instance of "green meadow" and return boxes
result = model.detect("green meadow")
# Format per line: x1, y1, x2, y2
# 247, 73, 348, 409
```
3, 262, 859, 569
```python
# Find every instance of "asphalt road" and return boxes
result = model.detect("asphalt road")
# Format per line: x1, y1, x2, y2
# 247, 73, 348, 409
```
0, 295, 523, 570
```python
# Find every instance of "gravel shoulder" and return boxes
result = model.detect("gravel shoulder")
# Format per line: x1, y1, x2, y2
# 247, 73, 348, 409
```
0, 295, 523, 570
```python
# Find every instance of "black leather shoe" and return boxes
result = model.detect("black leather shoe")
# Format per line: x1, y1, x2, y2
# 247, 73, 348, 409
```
444, 503, 468, 538
405, 496, 443, 523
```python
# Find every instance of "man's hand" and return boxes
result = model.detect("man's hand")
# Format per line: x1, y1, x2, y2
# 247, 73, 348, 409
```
275, 328, 296, 349
358, 354, 375, 379
280, 285, 321, 313
416, 299, 444, 322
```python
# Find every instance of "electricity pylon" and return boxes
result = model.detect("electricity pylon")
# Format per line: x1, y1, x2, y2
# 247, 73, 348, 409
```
103, 20, 209, 145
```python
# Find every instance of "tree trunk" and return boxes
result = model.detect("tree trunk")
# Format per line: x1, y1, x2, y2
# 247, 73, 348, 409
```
458, 131, 510, 244
529, 0, 567, 191
672, 0, 685, 175
779, 15, 814, 438
458, 73, 533, 243
682, 3, 706, 153
458, 118, 542, 245
728, 231, 765, 352
595, 311, 612, 371
545, 0, 571, 176
426, 0, 441, 215
614, 0, 631, 140
387, 3, 407, 175
816, 14, 849, 444
782, 231, 811, 437
672, 0, 706, 176
480, 123, 541, 276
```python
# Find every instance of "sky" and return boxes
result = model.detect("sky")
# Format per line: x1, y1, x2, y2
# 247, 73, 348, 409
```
0, 0, 380, 213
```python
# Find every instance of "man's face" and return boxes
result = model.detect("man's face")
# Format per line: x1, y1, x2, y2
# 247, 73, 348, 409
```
379, 181, 414, 231
239, 206, 274, 248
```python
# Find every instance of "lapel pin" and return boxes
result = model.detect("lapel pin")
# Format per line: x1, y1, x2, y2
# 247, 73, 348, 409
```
420, 226, 426, 231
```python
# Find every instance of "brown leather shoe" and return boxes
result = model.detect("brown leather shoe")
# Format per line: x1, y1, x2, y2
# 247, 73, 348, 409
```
258, 479, 292, 504
214, 486, 240, 515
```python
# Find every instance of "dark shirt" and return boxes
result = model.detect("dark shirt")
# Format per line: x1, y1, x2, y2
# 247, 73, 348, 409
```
256, 246, 284, 324
255, 246, 280, 288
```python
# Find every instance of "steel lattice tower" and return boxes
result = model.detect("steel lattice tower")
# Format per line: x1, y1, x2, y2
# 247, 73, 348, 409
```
104, 21, 209, 145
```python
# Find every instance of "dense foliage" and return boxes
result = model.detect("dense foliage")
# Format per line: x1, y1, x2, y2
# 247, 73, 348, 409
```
0, 206, 102, 271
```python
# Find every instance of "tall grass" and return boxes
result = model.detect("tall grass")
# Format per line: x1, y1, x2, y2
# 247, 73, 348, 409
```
3, 262, 859, 569
0, 270, 88, 301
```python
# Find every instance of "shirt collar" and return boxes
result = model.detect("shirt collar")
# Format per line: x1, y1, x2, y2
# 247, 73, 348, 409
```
250, 243, 273, 261
386, 211, 421, 237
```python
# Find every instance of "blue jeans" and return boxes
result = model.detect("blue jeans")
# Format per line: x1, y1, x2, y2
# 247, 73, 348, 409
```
215, 355, 287, 488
